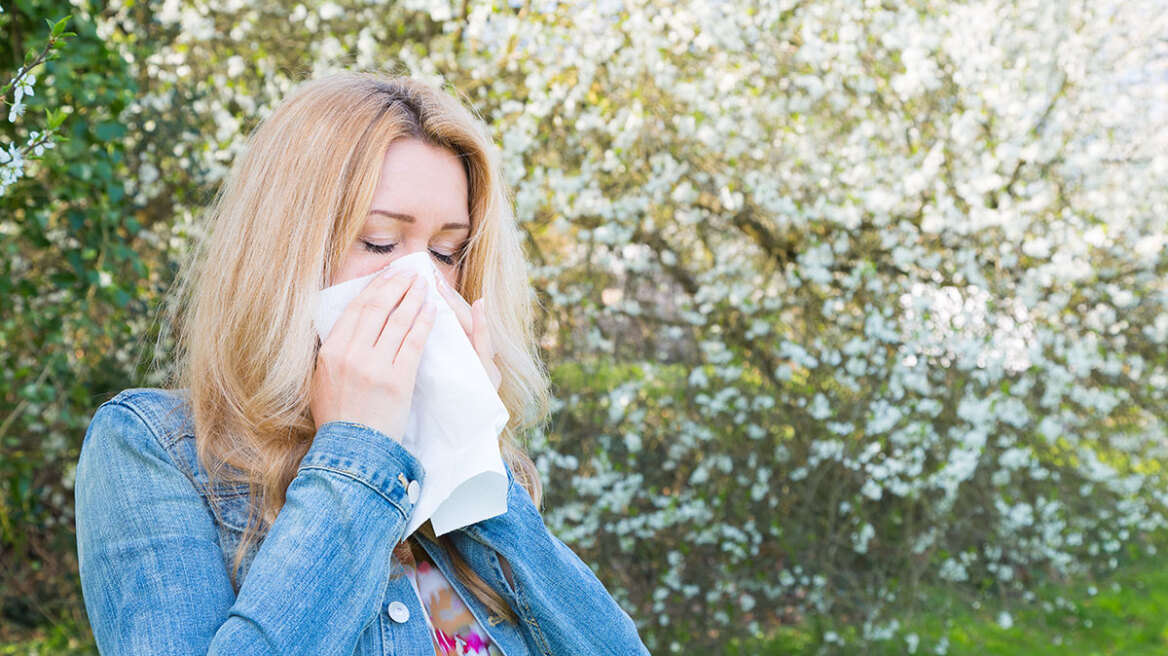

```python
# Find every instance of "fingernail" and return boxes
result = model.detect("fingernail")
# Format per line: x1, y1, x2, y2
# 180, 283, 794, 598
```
380, 267, 397, 279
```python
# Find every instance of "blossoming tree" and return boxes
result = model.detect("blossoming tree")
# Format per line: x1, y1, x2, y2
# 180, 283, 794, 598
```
43, 0, 1168, 651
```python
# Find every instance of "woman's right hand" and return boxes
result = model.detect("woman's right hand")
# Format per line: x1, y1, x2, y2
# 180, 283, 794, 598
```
310, 267, 437, 442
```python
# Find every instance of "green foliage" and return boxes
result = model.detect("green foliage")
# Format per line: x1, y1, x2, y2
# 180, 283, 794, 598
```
537, 359, 784, 646
2, 0, 1166, 652
0, 0, 146, 642
0, 614, 94, 655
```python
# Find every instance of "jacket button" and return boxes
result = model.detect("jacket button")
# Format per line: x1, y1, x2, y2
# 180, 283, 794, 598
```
407, 480, 420, 504
387, 600, 410, 623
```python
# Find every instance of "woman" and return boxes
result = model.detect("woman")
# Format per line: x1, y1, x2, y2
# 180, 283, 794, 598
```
74, 70, 651, 656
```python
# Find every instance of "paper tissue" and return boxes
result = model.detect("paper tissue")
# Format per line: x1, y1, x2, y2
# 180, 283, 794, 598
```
313, 250, 510, 537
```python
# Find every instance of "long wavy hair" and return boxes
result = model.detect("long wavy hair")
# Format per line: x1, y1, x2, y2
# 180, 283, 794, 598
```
151, 69, 552, 625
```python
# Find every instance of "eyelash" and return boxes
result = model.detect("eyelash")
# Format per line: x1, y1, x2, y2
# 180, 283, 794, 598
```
360, 240, 457, 265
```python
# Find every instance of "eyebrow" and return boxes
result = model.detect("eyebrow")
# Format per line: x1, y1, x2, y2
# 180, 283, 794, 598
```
369, 209, 470, 232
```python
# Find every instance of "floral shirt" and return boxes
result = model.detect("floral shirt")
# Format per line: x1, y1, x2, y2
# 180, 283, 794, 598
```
396, 539, 504, 656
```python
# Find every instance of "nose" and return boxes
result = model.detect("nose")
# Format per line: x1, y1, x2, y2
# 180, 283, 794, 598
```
394, 241, 431, 260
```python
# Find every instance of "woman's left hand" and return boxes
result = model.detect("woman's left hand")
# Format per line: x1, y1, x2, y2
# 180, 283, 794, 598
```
434, 276, 502, 393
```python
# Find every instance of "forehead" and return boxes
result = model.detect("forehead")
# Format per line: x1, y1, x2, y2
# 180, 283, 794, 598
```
368, 138, 469, 228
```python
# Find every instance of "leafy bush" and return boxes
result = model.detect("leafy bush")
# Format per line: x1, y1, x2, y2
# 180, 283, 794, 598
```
2, 0, 1165, 652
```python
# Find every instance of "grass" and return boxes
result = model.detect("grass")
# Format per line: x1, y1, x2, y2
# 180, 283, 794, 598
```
728, 546, 1168, 655
0, 621, 93, 656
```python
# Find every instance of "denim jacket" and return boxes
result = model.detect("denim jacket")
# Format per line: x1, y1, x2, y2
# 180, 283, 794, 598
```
74, 388, 651, 655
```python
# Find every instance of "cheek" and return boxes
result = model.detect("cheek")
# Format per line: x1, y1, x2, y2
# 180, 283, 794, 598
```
329, 251, 384, 287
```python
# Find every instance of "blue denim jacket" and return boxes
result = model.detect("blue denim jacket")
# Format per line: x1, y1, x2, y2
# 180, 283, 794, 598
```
74, 388, 651, 655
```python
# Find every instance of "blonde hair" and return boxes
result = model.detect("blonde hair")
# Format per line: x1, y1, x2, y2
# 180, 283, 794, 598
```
151, 69, 552, 625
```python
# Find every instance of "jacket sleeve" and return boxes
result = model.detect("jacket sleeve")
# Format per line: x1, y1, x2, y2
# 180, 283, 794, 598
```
464, 463, 652, 656
74, 400, 423, 656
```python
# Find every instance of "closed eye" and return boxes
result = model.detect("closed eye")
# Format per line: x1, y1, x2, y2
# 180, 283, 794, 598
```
361, 240, 457, 265
360, 240, 396, 255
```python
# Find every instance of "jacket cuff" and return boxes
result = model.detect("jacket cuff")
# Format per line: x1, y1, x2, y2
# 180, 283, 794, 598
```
299, 420, 425, 520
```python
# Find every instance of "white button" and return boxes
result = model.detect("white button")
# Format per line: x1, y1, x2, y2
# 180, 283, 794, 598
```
387, 600, 410, 623
407, 480, 420, 504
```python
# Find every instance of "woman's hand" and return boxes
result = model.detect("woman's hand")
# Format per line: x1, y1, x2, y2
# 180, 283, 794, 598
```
434, 275, 502, 393
310, 269, 438, 442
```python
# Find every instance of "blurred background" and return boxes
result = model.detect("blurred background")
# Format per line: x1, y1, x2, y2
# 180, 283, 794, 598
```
1, 0, 1166, 654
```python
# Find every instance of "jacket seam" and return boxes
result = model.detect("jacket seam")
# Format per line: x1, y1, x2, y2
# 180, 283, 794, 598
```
309, 420, 424, 486
298, 463, 410, 519
102, 399, 199, 488
528, 615, 552, 656
111, 389, 190, 446
507, 562, 552, 655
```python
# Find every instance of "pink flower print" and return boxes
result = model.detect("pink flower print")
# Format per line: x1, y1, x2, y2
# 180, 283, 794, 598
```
434, 627, 458, 653
460, 630, 492, 654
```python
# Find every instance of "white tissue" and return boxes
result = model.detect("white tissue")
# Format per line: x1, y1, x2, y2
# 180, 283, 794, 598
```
313, 250, 510, 537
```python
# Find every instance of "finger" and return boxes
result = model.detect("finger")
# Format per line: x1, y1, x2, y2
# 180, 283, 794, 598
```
323, 267, 414, 350
471, 299, 494, 363
349, 271, 422, 353
434, 276, 473, 337
435, 273, 469, 309
372, 275, 430, 358
391, 298, 438, 376
472, 298, 494, 356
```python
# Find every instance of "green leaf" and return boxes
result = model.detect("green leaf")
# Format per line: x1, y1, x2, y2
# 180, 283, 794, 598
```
65, 251, 84, 276
67, 209, 86, 231
52, 16, 70, 37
